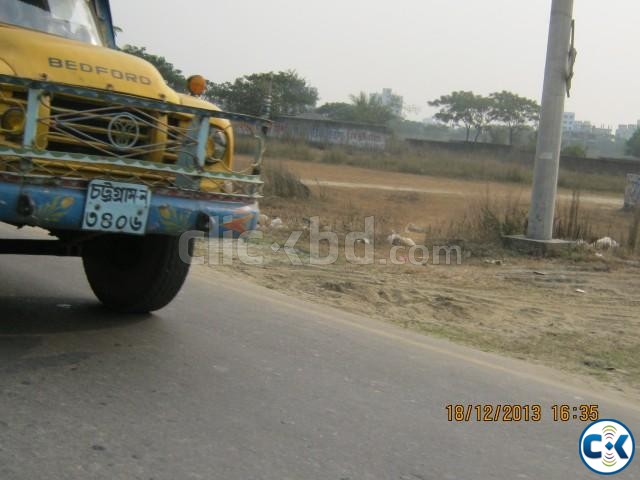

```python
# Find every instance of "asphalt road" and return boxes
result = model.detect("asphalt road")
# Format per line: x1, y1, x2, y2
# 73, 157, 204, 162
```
0, 227, 638, 479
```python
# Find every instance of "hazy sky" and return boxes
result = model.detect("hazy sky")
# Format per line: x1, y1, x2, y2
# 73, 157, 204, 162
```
111, 1, 638, 127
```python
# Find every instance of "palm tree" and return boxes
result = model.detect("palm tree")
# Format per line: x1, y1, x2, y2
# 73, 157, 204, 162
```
348, 92, 397, 125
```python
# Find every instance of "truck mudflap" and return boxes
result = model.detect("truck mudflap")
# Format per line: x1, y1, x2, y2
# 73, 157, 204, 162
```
0, 178, 259, 238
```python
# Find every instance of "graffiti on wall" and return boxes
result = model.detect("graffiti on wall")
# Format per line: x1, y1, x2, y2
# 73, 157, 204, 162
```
306, 126, 387, 150
235, 118, 388, 150
625, 174, 640, 209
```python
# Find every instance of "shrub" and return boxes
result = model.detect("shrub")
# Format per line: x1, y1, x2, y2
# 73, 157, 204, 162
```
321, 149, 349, 164
554, 190, 593, 240
262, 163, 310, 199
561, 144, 587, 157
439, 193, 528, 245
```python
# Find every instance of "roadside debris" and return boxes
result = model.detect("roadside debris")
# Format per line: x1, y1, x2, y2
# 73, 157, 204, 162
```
484, 259, 503, 266
270, 217, 284, 229
405, 223, 427, 233
387, 231, 416, 247
398, 236, 416, 247
593, 237, 619, 249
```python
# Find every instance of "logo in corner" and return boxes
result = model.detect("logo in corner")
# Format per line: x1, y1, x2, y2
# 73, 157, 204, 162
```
579, 419, 635, 475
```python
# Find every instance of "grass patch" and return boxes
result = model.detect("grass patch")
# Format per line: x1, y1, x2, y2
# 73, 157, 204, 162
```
262, 162, 310, 199
628, 207, 640, 252
554, 190, 594, 241
320, 148, 349, 165
246, 137, 626, 193
431, 192, 528, 249
235, 136, 317, 162
424, 187, 634, 256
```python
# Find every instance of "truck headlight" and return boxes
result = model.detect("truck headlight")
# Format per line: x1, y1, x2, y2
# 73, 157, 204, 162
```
206, 129, 227, 164
1, 107, 25, 134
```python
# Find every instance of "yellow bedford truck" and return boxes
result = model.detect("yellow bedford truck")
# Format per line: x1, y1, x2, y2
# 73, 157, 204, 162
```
0, 0, 268, 312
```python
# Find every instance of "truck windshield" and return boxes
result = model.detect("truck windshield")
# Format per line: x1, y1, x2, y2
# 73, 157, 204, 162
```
1, 0, 103, 46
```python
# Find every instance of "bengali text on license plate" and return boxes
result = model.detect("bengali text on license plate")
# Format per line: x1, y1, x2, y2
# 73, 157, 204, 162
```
82, 180, 151, 235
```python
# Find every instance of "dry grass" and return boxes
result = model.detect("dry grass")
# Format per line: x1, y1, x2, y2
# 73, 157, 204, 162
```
554, 190, 595, 241
236, 137, 627, 193
628, 207, 640, 252
235, 137, 316, 162
259, 160, 638, 260
262, 162, 310, 199
218, 159, 640, 396
430, 191, 528, 246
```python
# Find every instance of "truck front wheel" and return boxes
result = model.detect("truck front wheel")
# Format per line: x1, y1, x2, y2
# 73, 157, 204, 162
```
82, 234, 191, 313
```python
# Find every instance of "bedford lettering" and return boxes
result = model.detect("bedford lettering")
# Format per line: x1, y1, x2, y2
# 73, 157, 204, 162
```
48, 57, 152, 85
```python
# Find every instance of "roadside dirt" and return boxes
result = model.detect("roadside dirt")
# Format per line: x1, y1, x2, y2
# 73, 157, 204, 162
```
306, 179, 622, 208
281, 159, 623, 208
207, 243, 640, 400
210, 157, 639, 399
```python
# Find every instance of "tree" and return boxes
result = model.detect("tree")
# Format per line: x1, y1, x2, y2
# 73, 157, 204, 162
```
370, 91, 404, 118
561, 144, 587, 157
469, 96, 492, 142
316, 94, 400, 125
206, 70, 318, 116
488, 91, 539, 146
316, 102, 356, 121
346, 92, 399, 125
115, 49, 319, 116
428, 91, 491, 142
626, 129, 640, 158
121, 45, 187, 93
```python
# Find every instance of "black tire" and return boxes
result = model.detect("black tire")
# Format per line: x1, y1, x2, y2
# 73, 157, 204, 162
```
82, 234, 191, 313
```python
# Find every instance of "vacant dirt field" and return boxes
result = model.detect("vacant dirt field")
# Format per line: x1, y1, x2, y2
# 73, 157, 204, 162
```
211, 156, 640, 398
283, 158, 622, 208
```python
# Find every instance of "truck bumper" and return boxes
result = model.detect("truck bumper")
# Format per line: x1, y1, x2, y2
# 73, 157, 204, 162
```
0, 177, 259, 238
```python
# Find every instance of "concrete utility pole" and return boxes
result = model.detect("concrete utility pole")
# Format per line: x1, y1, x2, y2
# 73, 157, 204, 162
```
527, 0, 574, 240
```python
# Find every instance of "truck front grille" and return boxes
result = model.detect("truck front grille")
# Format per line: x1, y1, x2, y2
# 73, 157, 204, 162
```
45, 95, 193, 164
0, 76, 265, 197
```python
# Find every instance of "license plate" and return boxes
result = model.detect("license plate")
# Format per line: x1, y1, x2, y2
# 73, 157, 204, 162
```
82, 180, 151, 235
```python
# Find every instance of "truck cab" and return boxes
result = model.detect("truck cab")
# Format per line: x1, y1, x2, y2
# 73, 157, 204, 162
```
0, 0, 268, 313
